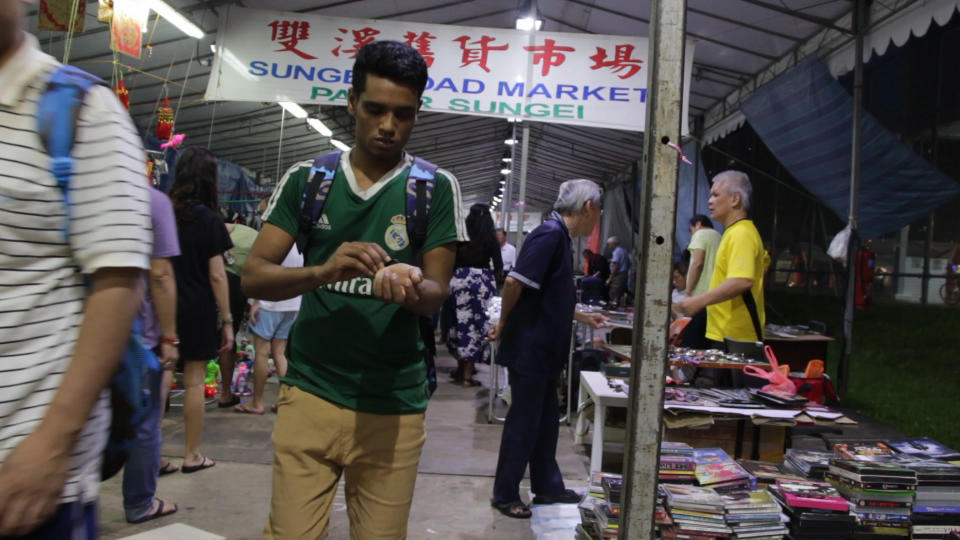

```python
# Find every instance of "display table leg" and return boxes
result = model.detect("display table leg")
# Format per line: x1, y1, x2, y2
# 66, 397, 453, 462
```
591, 402, 605, 473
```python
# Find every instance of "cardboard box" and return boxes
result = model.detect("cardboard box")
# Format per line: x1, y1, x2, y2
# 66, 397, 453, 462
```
663, 420, 786, 463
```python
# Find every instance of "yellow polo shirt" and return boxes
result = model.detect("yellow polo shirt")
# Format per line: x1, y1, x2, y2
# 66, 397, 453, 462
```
705, 220, 771, 342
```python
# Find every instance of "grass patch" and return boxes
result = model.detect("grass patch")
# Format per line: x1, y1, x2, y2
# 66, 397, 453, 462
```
767, 290, 960, 451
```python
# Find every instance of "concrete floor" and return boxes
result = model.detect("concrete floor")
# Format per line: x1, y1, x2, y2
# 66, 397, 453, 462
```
96, 349, 905, 539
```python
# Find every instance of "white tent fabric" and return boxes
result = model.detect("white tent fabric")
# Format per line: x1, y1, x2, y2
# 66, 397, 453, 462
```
703, 0, 960, 144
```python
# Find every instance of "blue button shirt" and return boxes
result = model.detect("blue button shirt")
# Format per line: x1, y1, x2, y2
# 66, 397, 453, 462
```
497, 212, 575, 376
611, 245, 629, 275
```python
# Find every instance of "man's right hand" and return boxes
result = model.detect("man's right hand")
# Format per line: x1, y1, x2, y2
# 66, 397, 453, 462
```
317, 242, 391, 285
486, 321, 504, 342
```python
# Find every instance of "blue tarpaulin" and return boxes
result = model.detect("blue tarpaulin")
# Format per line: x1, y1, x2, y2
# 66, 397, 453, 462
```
741, 57, 960, 240
674, 140, 715, 257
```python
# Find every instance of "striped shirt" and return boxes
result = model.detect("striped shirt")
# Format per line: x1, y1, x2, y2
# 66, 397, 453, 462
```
0, 35, 151, 504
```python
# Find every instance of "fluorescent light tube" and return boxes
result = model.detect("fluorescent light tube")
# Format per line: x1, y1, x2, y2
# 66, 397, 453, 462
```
148, 0, 204, 39
307, 118, 332, 137
279, 101, 308, 119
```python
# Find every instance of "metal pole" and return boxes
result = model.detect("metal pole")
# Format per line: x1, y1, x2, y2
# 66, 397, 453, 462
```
840, 0, 866, 398
620, 0, 686, 537
275, 108, 286, 183
515, 124, 530, 251
502, 123, 517, 230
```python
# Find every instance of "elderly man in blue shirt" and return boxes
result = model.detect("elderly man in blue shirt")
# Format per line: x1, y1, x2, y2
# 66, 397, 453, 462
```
487, 179, 609, 519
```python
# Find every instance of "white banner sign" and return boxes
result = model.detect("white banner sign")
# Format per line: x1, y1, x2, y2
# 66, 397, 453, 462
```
206, 6, 694, 132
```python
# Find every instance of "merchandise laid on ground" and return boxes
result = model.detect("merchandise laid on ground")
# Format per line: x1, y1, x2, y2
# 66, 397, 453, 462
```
572, 437, 960, 539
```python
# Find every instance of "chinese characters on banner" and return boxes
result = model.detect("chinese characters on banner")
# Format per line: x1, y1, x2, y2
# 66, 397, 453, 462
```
206, 6, 694, 133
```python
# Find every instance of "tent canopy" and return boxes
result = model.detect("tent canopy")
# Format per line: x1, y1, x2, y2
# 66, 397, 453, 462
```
30, 0, 958, 210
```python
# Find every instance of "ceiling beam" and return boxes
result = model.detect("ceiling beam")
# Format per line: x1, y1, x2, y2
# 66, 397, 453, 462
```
734, 0, 853, 35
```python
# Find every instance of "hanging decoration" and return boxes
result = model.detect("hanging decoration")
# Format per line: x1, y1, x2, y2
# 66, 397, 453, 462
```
155, 98, 174, 140
39, 0, 85, 32
97, 0, 113, 23
110, 0, 147, 59
114, 79, 130, 109
161, 134, 186, 149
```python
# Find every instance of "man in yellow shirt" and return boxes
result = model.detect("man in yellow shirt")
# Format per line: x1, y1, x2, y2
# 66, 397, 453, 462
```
673, 171, 770, 347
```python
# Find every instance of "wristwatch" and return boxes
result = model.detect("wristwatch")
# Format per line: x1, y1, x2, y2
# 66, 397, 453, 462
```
160, 336, 180, 346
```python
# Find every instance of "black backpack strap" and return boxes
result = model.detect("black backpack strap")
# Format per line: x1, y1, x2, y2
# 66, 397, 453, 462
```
297, 151, 341, 258
406, 156, 438, 266
405, 156, 439, 397
741, 290, 764, 341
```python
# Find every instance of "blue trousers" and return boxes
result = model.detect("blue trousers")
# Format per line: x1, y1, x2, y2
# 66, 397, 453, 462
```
121, 356, 163, 521
0, 501, 96, 540
492, 368, 566, 503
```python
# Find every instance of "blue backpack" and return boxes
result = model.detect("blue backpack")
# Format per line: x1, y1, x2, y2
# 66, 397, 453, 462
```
37, 65, 157, 481
296, 151, 441, 397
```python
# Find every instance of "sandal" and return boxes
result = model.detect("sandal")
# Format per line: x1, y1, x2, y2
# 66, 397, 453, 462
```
491, 499, 531, 519
181, 456, 215, 474
462, 378, 481, 388
126, 497, 178, 524
217, 395, 241, 408
158, 461, 179, 476
233, 403, 264, 415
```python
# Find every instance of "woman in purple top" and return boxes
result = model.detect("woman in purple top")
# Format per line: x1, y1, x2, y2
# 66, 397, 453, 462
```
122, 186, 181, 523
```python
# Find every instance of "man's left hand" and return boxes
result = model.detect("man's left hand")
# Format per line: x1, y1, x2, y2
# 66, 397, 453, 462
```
0, 428, 71, 536
373, 263, 423, 304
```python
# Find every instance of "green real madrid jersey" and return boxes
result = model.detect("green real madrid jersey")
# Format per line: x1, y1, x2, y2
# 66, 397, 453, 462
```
264, 150, 466, 414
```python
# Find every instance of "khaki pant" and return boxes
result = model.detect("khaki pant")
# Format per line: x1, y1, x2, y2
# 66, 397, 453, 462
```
265, 385, 426, 540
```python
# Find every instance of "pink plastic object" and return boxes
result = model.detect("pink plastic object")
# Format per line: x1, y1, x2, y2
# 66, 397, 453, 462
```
742, 345, 797, 394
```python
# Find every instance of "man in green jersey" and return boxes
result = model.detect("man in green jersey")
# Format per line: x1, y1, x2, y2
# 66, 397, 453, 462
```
244, 41, 466, 539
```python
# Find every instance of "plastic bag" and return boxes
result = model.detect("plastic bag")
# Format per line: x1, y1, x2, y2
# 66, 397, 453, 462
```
827, 225, 851, 264
742, 345, 797, 394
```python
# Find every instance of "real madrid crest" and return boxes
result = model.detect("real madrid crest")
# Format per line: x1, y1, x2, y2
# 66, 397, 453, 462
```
385, 215, 409, 251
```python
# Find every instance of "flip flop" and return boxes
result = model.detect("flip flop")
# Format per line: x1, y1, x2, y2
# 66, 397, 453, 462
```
158, 461, 179, 476
462, 379, 481, 388
233, 403, 264, 415
217, 395, 241, 408
270, 404, 278, 414
491, 499, 531, 519
181, 456, 215, 474
126, 498, 178, 524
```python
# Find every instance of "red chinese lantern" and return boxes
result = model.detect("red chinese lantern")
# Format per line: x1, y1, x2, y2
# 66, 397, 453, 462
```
114, 79, 129, 109
155, 97, 174, 140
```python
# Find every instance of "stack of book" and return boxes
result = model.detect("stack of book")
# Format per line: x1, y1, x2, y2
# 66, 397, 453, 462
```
826, 458, 916, 538
782, 448, 833, 479
693, 448, 753, 492
767, 478, 856, 539
661, 484, 732, 538
579, 472, 621, 539
891, 456, 960, 539
721, 489, 789, 538
661, 442, 697, 484
576, 495, 603, 540
737, 459, 804, 487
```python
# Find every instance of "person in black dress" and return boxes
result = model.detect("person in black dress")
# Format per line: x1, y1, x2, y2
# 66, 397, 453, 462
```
168, 147, 234, 473
445, 204, 502, 387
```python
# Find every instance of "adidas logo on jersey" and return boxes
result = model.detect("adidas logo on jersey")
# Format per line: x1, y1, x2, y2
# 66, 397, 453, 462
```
316, 214, 332, 230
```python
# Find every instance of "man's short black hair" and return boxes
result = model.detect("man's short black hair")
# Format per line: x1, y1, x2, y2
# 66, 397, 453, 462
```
689, 214, 713, 228
583, 249, 593, 256
352, 41, 429, 98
